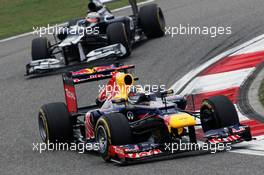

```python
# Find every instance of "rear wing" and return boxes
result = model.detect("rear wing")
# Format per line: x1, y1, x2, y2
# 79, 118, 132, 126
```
62, 64, 135, 113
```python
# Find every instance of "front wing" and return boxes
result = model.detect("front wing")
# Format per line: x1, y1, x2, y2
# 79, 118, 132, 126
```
25, 44, 126, 76
107, 124, 252, 164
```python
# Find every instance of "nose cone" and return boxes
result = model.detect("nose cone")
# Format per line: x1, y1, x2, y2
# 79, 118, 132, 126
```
168, 113, 196, 129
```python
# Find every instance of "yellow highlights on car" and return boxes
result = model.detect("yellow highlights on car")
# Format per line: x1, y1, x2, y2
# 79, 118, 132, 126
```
85, 68, 96, 74
177, 128, 184, 135
39, 109, 50, 143
115, 72, 134, 86
168, 113, 196, 129
113, 73, 134, 100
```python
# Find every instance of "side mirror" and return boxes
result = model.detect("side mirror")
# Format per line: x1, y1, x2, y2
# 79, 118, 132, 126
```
158, 89, 174, 98
105, 15, 115, 20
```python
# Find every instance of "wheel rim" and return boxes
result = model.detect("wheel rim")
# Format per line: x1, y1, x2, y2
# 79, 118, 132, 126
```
96, 125, 108, 154
202, 109, 213, 122
38, 114, 48, 142
201, 108, 216, 131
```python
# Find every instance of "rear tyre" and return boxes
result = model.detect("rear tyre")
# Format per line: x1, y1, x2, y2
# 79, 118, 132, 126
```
95, 113, 132, 161
139, 4, 166, 38
200, 95, 239, 132
38, 102, 73, 143
107, 22, 131, 57
31, 37, 51, 60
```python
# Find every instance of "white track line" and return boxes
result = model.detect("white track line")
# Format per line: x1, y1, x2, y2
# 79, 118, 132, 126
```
170, 36, 264, 121
170, 35, 264, 122
0, 0, 154, 43
180, 68, 255, 95
230, 38, 264, 56
170, 34, 264, 93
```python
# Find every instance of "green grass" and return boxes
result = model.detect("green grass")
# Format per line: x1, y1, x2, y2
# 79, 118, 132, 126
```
0, 0, 145, 39
259, 79, 264, 106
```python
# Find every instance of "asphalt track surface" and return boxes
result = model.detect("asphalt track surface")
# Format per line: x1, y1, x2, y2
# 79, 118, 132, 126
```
1, 0, 264, 174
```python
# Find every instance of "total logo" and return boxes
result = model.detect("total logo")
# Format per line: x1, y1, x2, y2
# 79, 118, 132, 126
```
127, 111, 134, 120
65, 89, 76, 100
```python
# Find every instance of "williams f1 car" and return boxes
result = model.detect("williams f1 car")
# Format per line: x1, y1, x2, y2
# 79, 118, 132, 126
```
37, 64, 252, 164
26, 0, 166, 76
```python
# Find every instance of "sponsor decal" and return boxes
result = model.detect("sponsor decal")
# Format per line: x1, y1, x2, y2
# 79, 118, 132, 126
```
127, 111, 134, 120
65, 89, 76, 100
126, 149, 162, 159
113, 146, 125, 156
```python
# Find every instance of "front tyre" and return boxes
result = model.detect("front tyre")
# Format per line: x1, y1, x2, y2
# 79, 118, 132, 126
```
95, 113, 132, 161
200, 95, 239, 132
38, 102, 73, 143
31, 37, 51, 60
107, 22, 131, 57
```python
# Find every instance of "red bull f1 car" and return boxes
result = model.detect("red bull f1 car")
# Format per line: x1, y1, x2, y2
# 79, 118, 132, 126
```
37, 64, 252, 164
26, 0, 166, 76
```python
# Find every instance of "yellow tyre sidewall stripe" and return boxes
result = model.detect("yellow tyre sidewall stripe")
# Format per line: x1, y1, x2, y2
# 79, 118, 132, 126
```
39, 109, 50, 143
95, 117, 112, 145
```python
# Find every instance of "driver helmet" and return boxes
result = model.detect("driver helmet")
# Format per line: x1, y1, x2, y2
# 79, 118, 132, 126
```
86, 12, 100, 23
128, 86, 155, 104
128, 86, 141, 104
